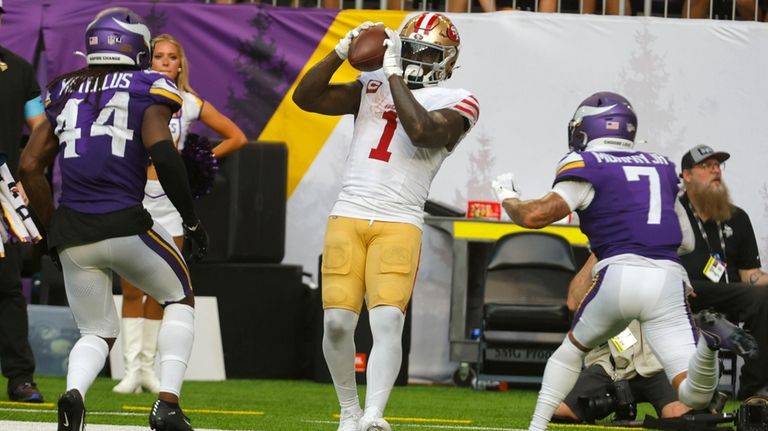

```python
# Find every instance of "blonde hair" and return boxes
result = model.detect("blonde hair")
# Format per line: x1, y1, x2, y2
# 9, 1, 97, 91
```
151, 33, 198, 97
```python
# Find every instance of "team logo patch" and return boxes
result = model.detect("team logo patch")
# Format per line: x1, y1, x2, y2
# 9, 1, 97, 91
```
366, 80, 382, 94
447, 24, 460, 42
107, 35, 122, 45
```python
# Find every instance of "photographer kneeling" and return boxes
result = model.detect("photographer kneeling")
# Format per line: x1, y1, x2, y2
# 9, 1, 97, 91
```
553, 254, 700, 423
552, 319, 691, 423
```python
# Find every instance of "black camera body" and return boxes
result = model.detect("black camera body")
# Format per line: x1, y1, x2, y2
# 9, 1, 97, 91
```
737, 397, 768, 431
578, 379, 638, 422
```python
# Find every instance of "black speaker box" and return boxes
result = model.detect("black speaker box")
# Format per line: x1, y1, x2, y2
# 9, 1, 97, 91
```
192, 142, 287, 263
190, 262, 307, 379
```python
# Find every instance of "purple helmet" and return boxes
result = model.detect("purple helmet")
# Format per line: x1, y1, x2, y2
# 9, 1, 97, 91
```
85, 7, 151, 68
567, 92, 637, 152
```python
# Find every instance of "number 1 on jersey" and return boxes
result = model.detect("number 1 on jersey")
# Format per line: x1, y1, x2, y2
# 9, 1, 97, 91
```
369, 110, 397, 162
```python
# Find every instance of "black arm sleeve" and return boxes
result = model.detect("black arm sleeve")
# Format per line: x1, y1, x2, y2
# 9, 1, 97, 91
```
148, 139, 198, 226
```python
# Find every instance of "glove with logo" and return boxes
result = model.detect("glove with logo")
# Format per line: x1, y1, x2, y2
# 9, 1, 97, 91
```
335, 21, 380, 60
491, 172, 521, 202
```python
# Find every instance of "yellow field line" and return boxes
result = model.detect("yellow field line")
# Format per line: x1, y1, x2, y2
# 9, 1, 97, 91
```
333, 413, 472, 424
122, 405, 264, 416
0, 401, 54, 408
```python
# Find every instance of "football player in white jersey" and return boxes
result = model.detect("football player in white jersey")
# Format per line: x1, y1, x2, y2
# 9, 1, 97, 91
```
112, 33, 247, 395
293, 12, 479, 431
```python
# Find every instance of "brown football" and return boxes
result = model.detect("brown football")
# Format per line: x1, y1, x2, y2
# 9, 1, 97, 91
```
348, 26, 387, 72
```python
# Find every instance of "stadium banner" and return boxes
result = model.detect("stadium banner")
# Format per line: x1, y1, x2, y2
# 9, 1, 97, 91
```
3, 2, 768, 382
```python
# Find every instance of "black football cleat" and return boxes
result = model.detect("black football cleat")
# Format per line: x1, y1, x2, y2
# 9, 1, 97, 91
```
149, 399, 193, 431
695, 309, 759, 359
58, 389, 85, 431
8, 382, 44, 403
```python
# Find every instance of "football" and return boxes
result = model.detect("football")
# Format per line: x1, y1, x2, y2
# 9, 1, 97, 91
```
348, 26, 387, 72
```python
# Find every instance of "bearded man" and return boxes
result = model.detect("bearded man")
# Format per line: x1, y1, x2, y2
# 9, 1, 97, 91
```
679, 144, 768, 400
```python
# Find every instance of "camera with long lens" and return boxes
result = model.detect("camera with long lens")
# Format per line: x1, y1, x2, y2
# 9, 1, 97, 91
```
578, 379, 637, 422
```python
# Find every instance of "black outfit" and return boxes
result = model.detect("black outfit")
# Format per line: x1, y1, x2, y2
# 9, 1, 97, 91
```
679, 193, 768, 398
0, 46, 41, 394
559, 364, 677, 421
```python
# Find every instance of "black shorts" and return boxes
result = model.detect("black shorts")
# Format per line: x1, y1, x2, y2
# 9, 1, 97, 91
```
562, 364, 678, 420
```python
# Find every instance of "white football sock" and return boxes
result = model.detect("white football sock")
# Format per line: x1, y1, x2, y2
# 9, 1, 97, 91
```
67, 334, 109, 400
364, 305, 404, 418
323, 308, 360, 412
157, 303, 194, 397
529, 337, 586, 431
678, 339, 718, 409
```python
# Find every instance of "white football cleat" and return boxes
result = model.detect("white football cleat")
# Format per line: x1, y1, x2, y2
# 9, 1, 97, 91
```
360, 416, 391, 431
337, 407, 362, 431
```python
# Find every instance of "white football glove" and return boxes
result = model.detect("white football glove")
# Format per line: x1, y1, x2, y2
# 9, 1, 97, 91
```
382, 28, 403, 78
334, 21, 380, 60
491, 172, 521, 202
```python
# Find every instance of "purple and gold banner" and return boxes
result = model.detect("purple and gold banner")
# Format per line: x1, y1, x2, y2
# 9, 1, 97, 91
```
0, 0, 408, 193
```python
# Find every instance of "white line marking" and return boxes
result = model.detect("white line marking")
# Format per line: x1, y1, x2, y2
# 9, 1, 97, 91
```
303, 419, 527, 430
0, 420, 255, 431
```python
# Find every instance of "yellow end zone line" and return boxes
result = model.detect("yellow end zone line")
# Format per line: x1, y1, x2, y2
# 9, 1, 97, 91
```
123, 405, 264, 416
333, 413, 472, 424
0, 400, 54, 408
453, 221, 589, 246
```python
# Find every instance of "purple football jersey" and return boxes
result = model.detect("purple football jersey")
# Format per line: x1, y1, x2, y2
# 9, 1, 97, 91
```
46, 70, 181, 214
554, 150, 682, 261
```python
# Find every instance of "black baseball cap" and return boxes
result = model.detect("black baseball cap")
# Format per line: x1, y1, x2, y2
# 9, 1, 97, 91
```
680, 144, 730, 170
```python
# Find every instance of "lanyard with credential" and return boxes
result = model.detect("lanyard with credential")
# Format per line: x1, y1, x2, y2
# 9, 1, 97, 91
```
687, 201, 729, 284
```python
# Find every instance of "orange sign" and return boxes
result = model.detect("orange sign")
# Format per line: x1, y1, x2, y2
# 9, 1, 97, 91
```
354, 353, 367, 373
467, 201, 501, 220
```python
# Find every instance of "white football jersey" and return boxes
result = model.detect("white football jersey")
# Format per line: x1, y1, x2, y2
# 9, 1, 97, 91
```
168, 90, 203, 150
331, 70, 479, 228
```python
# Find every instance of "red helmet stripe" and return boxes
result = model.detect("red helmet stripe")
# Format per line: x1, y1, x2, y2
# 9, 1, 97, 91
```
414, 13, 440, 36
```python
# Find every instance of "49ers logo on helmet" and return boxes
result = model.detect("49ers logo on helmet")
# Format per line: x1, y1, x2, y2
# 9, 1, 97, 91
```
446, 24, 460, 42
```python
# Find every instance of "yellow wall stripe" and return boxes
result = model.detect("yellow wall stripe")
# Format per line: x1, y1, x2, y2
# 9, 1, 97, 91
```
257, 10, 410, 198
452, 220, 589, 246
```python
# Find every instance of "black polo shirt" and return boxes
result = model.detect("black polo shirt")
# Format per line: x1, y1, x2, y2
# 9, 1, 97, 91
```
0, 45, 41, 175
679, 193, 761, 284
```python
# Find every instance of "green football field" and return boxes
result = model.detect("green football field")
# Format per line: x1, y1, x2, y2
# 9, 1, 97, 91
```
0, 376, 743, 430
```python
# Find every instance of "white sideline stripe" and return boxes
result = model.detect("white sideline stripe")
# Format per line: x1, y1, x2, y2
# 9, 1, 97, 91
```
2, 418, 528, 431
0, 421, 247, 431
304, 419, 527, 430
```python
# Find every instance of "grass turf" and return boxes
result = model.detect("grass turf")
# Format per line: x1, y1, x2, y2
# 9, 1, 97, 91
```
0, 376, 743, 430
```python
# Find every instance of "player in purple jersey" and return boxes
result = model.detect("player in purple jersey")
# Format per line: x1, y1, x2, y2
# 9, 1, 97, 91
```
19, 7, 207, 431
490, 92, 757, 431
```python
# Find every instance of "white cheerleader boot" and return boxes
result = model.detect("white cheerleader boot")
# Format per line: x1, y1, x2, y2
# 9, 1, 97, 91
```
112, 318, 144, 393
139, 319, 162, 393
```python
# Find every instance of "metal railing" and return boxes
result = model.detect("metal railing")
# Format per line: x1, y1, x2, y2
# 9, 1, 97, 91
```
205, 0, 765, 21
